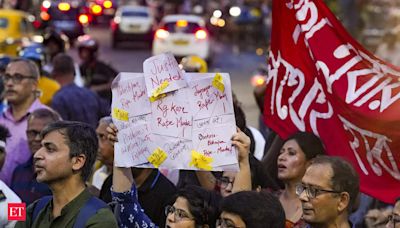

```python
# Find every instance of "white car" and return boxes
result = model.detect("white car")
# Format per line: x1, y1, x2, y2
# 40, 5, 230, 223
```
152, 14, 211, 61
111, 5, 154, 48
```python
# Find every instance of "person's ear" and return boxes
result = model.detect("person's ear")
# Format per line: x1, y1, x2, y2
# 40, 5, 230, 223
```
337, 192, 350, 213
72, 154, 86, 172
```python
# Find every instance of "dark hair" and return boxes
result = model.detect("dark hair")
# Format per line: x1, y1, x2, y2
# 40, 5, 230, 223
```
249, 154, 280, 190
9, 58, 40, 80
220, 191, 285, 228
0, 124, 10, 152
311, 156, 360, 212
175, 185, 220, 228
284, 131, 325, 160
0, 124, 10, 142
40, 121, 98, 182
28, 108, 61, 123
52, 53, 75, 76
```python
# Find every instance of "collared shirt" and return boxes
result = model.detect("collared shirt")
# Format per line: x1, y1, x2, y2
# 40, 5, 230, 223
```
51, 83, 108, 128
0, 99, 48, 185
10, 157, 52, 205
16, 188, 118, 228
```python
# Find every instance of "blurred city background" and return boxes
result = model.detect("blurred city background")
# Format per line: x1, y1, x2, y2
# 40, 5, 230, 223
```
1, 0, 399, 127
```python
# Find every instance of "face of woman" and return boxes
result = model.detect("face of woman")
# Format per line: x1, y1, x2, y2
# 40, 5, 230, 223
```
277, 139, 308, 182
166, 197, 196, 228
219, 171, 236, 197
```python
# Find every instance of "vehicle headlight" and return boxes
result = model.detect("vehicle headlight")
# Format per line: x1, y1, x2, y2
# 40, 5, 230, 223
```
5, 38, 15, 45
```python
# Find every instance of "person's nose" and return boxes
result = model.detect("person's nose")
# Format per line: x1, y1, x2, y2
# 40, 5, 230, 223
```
225, 181, 233, 191
298, 188, 309, 202
33, 146, 44, 160
166, 211, 175, 223
34, 133, 41, 141
278, 153, 286, 162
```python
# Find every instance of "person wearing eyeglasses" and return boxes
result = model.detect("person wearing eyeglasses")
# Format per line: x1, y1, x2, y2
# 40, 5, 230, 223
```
0, 59, 48, 186
387, 198, 400, 228
297, 155, 360, 228
10, 108, 60, 205
110, 127, 252, 228
112, 166, 221, 228
275, 132, 325, 228
217, 190, 285, 228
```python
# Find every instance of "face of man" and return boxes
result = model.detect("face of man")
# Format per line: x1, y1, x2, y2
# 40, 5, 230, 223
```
4, 61, 37, 105
78, 48, 91, 63
27, 117, 52, 154
96, 122, 114, 167
34, 130, 83, 184
299, 164, 342, 226
46, 41, 61, 57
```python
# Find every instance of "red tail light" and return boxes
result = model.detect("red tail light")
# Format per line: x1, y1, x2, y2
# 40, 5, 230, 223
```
195, 29, 207, 39
40, 11, 50, 21
91, 4, 103, 15
79, 14, 89, 24
155, 28, 169, 39
58, 2, 70, 11
251, 75, 266, 87
103, 0, 112, 9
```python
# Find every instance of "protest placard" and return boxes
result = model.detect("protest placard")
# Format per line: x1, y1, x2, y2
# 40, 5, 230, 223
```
143, 52, 187, 98
112, 54, 238, 171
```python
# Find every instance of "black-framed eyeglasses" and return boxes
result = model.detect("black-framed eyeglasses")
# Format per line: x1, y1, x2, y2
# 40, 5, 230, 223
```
218, 177, 234, 189
296, 184, 342, 199
3, 73, 36, 84
388, 214, 400, 227
164, 205, 194, 222
216, 218, 243, 228
26, 129, 42, 139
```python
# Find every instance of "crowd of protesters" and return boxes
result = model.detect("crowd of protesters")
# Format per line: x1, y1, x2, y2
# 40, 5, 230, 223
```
0, 28, 398, 228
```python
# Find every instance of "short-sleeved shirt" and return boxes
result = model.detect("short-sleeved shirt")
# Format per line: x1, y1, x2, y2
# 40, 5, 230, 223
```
135, 170, 177, 227
0, 99, 48, 185
15, 188, 118, 228
80, 60, 117, 101
51, 83, 108, 128
37, 76, 61, 105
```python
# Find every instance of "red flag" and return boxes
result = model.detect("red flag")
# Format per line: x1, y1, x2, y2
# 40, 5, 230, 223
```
264, 0, 400, 203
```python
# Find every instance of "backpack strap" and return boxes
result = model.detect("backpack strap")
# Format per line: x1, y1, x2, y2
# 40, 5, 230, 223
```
32, 196, 53, 225
73, 196, 108, 228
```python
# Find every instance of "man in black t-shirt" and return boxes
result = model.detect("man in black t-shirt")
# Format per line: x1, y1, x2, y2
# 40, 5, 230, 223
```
77, 36, 118, 104
101, 168, 176, 227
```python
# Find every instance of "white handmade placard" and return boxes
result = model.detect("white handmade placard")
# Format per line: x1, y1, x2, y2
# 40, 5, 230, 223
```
143, 52, 187, 97
151, 89, 193, 140
187, 73, 234, 120
112, 56, 238, 171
